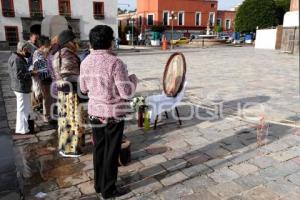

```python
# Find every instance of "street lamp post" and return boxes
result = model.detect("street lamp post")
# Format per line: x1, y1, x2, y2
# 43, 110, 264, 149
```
169, 11, 177, 49
127, 11, 135, 49
129, 18, 135, 47
132, 20, 134, 47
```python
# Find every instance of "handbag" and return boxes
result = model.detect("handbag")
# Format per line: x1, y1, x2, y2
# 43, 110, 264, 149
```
118, 139, 131, 166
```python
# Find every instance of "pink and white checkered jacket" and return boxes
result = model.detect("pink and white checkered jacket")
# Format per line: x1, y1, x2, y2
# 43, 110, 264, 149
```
80, 49, 137, 118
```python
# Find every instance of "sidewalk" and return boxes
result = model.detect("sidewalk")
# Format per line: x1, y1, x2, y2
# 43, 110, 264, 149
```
0, 80, 19, 198
0, 48, 299, 200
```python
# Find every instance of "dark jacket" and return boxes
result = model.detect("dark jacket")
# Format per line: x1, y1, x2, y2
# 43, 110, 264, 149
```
79, 49, 90, 62
8, 52, 32, 93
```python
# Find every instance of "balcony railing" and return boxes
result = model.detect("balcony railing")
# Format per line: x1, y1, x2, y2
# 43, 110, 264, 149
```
2, 9, 15, 17
94, 13, 105, 20
30, 10, 43, 18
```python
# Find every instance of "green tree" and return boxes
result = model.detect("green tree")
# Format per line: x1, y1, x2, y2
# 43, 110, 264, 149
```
215, 25, 223, 33
275, 0, 290, 24
118, 8, 128, 15
151, 25, 165, 33
235, 0, 278, 33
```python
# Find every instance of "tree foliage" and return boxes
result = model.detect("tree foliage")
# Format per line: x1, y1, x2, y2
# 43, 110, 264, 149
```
275, 0, 290, 24
215, 25, 223, 33
235, 0, 278, 33
118, 8, 136, 15
151, 25, 165, 33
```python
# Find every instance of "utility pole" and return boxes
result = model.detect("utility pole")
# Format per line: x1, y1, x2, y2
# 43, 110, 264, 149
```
169, 11, 177, 49
129, 16, 135, 49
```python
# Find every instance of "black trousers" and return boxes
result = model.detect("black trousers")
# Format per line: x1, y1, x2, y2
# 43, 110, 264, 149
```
89, 117, 124, 196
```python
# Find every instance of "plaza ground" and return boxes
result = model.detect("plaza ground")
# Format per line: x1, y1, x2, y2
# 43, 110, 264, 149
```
0, 46, 299, 200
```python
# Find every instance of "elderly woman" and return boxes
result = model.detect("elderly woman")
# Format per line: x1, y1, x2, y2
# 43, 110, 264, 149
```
8, 41, 37, 134
52, 30, 85, 157
80, 25, 137, 199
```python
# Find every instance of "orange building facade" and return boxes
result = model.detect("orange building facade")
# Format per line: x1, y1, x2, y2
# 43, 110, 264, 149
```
216, 10, 236, 32
136, 0, 218, 32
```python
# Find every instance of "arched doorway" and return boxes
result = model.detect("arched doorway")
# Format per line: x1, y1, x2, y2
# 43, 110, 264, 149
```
21, 18, 42, 40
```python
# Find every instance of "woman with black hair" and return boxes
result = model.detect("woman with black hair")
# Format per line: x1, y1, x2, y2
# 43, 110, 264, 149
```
80, 25, 137, 199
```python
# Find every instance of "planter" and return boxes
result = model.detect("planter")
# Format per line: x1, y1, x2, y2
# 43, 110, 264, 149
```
151, 40, 161, 46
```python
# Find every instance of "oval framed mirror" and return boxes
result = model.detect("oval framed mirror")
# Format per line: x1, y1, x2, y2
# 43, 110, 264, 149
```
163, 52, 187, 97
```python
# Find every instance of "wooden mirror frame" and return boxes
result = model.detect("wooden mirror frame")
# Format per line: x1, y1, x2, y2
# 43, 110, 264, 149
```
163, 52, 187, 97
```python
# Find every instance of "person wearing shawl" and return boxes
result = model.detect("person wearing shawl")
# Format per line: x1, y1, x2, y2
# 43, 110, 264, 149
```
32, 36, 53, 122
52, 30, 85, 157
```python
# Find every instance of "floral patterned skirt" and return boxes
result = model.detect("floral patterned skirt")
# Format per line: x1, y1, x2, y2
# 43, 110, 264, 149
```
57, 91, 86, 155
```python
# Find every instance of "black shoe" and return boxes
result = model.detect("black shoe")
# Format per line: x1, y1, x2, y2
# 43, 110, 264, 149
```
102, 188, 128, 199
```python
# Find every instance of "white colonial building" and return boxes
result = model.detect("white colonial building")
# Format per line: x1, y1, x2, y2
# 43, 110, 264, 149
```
0, 0, 118, 48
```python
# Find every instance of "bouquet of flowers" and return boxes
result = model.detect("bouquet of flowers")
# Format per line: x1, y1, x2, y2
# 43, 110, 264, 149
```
130, 96, 146, 112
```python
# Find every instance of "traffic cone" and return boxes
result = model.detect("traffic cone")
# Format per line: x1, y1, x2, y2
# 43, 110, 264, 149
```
162, 35, 168, 50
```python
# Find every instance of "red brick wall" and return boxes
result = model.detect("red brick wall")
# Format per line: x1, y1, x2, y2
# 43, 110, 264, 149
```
216, 10, 236, 32
137, 0, 218, 31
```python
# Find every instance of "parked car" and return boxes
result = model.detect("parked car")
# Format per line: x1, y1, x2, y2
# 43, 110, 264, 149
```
219, 33, 230, 40
190, 34, 202, 39
170, 37, 189, 45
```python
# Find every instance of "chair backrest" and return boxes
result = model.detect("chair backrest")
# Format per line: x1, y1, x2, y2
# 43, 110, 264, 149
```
163, 52, 187, 97
175, 81, 187, 102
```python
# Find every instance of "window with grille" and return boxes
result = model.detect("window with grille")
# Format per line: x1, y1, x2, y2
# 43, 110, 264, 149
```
225, 19, 231, 30
58, 0, 71, 17
178, 12, 184, 26
147, 14, 154, 26
29, 0, 42, 17
5, 26, 19, 46
163, 11, 169, 26
217, 18, 222, 26
195, 12, 201, 26
1, 0, 15, 17
209, 12, 215, 26
93, 2, 104, 19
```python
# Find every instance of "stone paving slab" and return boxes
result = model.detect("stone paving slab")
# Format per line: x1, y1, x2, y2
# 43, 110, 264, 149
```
0, 68, 19, 197
0, 48, 300, 199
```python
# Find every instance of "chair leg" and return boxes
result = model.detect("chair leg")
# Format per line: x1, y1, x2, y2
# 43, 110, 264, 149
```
154, 115, 159, 129
164, 111, 169, 119
175, 107, 182, 126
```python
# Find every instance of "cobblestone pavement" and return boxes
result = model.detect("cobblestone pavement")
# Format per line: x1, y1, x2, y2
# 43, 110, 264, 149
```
0, 46, 300, 200
0, 72, 19, 198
